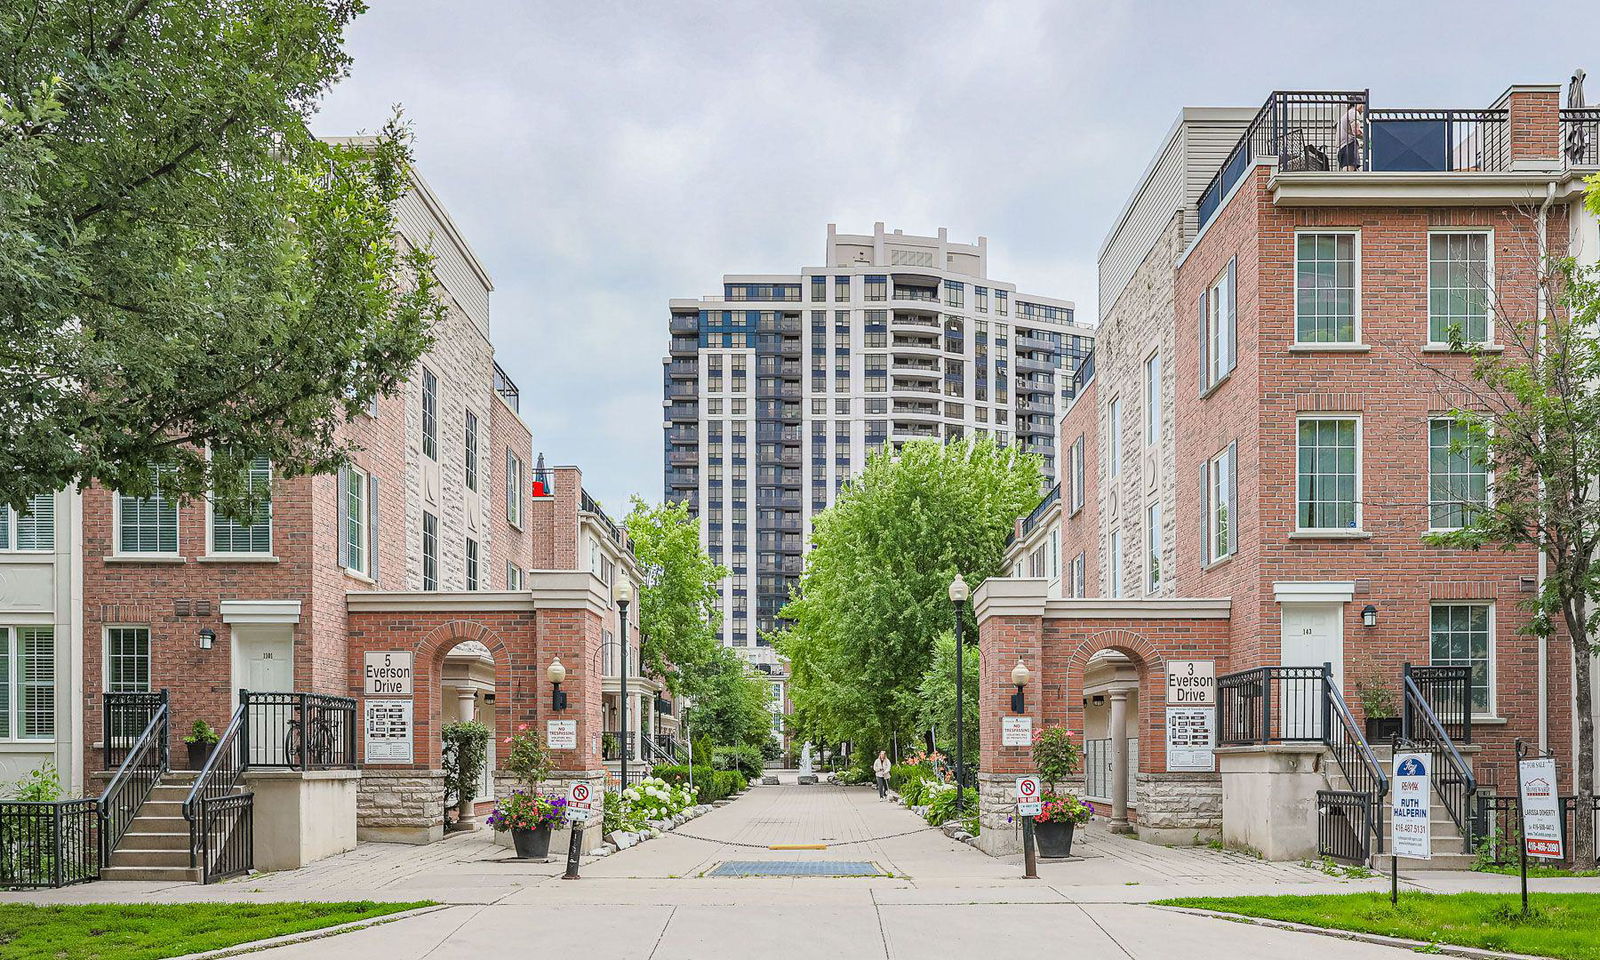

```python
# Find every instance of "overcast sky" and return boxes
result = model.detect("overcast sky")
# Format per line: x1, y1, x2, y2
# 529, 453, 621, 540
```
312, 1, 1584, 511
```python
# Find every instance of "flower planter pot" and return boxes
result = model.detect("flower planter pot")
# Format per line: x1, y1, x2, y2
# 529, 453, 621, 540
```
511, 824, 553, 859
185, 742, 213, 771
1034, 819, 1077, 858
1364, 716, 1401, 742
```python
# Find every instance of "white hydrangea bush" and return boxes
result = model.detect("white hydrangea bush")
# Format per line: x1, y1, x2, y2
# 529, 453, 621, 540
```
621, 776, 696, 822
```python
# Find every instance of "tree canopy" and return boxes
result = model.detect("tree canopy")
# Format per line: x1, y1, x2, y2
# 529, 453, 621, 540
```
683, 644, 774, 751
0, 1, 441, 515
778, 436, 1045, 754
625, 496, 728, 698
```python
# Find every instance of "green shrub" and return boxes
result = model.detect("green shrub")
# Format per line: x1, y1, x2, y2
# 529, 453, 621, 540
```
900, 777, 933, 806
713, 745, 763, 779
759, 738, 782, 763
652, 763, 712, 791
690, 737, 712, 767
440, 721, 489, 812
834, 768, 871, 785
922, 785, 979, 829
889, 763, 935, 793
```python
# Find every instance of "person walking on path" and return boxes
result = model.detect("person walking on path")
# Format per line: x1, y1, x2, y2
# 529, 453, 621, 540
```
873, 751, 892, 799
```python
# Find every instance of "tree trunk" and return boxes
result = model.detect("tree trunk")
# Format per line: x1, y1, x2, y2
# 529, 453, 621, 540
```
1566, 602, 1594, 868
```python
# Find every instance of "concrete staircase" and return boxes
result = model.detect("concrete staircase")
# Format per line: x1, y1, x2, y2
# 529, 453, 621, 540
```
101, 771, 203, 883
1325, 746, 1476, 871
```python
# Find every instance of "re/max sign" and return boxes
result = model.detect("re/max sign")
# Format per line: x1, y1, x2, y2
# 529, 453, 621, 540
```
364, 651, 414, 696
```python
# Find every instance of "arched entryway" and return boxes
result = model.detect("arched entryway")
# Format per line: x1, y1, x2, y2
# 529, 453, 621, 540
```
441, 639, 498, 830
1063, 629, 1163, 835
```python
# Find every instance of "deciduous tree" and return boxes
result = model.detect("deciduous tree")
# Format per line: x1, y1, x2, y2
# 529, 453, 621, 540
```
625, 496, 728, 697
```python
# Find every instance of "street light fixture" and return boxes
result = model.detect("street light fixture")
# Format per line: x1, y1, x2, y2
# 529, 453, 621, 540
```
548, 657, 568, 711
1010, 659, 1031, 713
615, 579, 634, 788
948, 573, 970, 815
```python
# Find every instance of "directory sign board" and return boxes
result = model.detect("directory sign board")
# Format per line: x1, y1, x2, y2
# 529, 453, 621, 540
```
1518, 756, 1565, 860
1165, 707, 1215, 772
1391, 752, 1432, 860
364, 699, 414, 764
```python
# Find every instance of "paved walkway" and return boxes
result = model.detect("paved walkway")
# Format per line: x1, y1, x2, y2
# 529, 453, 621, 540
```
8, 781, 1599, 958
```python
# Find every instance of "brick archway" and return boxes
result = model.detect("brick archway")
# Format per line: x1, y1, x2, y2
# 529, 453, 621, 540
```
1064, 628, 1165, 677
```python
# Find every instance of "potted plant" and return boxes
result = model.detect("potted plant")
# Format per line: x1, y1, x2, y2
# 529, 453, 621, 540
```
486, 791, 567, 858
183, 719, 220, 770
1353, 672, 1401, 742
1031, 725, 1086, 858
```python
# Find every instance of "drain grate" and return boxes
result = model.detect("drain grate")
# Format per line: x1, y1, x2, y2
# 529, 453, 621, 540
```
708, 860, 881, 877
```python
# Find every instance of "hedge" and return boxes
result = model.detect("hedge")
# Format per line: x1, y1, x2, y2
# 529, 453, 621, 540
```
652, 764, 746, 804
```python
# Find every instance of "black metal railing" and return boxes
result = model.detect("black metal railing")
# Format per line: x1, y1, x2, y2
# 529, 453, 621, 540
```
1366, 109, 1509, 173
186, 702, 249, 877
1474, 794, 1600, 869
1403, 663, 1473, 744
196, 793, 254, 884
104, 690, 169, 770
603, 730, 636, 761
242, 691, 357, 770
1401, 664, 1477, 850
1020, 484, 1061, 539
0, 799, 101, 888
1324, 669, 1389, 849
99, 690, 170, 861
1198, 91, 1367, 227
1216, 665, 1328, 744
1317, 790, 1378, 864
1563, 108, 1600, 167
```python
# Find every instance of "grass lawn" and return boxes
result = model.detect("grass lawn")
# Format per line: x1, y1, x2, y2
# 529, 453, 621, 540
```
1157, 892, 1600, 960
0, 900, 433, 960
1477, 863, 1600, 879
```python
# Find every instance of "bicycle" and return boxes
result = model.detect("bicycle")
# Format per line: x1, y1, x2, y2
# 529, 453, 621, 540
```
284, 704, 336, 770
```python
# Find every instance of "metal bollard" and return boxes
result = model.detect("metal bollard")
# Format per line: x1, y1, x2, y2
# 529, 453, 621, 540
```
562, 823, 584, 880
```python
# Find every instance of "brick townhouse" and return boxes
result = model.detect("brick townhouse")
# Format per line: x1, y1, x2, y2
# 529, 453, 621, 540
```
987, 81, 1600, 863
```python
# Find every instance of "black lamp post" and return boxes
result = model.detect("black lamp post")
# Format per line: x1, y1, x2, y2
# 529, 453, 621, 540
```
616, 579, 634, 788
949, 573, 970, 815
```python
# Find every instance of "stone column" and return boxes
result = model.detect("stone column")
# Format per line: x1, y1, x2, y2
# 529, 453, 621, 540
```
454, 688, 479, 829
1109, 689, 1132, 834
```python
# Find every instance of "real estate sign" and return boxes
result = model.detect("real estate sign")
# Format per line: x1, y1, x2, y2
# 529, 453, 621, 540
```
1390, 752, 1432, 859
364, 698, 414, 764
1518, 756, 1565, 860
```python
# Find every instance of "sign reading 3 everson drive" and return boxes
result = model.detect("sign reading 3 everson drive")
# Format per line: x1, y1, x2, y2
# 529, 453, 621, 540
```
1390, 753, 1432, 860
364, 651, 414, 696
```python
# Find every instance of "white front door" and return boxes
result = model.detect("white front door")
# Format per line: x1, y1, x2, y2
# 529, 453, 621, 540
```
1280, 603, 1344, 738
233, 626, 294, 765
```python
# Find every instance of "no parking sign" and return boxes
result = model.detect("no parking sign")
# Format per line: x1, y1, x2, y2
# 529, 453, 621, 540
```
566, 780, 600, 822
1016, 776, 1042, 817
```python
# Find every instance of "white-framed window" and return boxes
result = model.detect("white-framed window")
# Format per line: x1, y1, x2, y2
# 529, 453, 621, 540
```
1430, 603, 1494, 714
1143, 350, 1161, 447
464, 409, 480, 492
1049, 529, 1059, 580
1069, 435, 1085, 514
1296, 416, 1361, 531
505, 450, 523, 527
466, 538, 479, 591
117, 465, 179, 555
1200, 442, 1237, 563
1145, 501, 1162, 594
506, 562, 522, 591
422, 511, 438, 590
0, 493, 55, 552
1071, 552, 1086, 598
0, 626, 55, 740
1107, 397, 1122, 478
1199, 258, 1236, 392
1294, 231, 1360, 344
421, 366, 438, 461
105, 626, 151, 693
340, 464, 371, 576
1428, 230, 1493, 345
1108, 529, 1123, 598
1428, 418, 1490, 531
209, 457, 272, 555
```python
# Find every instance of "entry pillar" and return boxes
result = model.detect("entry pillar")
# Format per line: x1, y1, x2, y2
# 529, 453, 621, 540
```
1108, 689, 1132, 834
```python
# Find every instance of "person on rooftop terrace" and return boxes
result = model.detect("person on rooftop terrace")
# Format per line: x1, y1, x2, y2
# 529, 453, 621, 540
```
1337, 97, 1365, 171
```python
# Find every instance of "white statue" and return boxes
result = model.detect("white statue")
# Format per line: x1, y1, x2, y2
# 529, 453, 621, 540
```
799, 741, 814, 776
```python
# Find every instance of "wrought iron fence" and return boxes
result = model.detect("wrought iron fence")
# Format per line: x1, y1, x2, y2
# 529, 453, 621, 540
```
104, 690, 169, 770
186, 702, 248, 878
242, 691, 357, 770
99, 691, 170, 859
1401, 665, 1477, 851
607, 767, 652, 790
1474, 794, 1600, 869
1324, 673, 1389, 830
0, 799, 101, 888
1318, 790, 1377, 864
197, 793, 254, 884
1216, 665, 1328, 744
603, 730, 636, 761
1198, 91, 1367, 227
1402, 664, 1473, 744
1563, 108, 1600, 166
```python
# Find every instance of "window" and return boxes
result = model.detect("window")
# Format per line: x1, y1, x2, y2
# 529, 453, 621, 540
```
464, 409, 479, 491
1297, 417, 1360, 530
1108, 530, 1123, 598
1107, 397, 1122, 478
505, 451, 523, 526
117, 465, 179, 555
975, 286, 989, 312
466, 539, 479, 591
864, 276, 887, 302
422, 512, 438, 590
1198, 259, 1236, 391
1295, 232, 1359, 343
1070, 552, 1086, 598
1069, 436, 1085, 513
945, 281, 964, 308
1143, 350, 1161, 447
1200, 443, 1237, 564
0, 627, 54, 739
1430, 603, 1493, 713
210, 457, 272, 555
421, 366, 438, 461
1429, 232, 1492, 344
1145, 502, 1162, 594
996, 290, 1008, 315
1429, 418, 1489, 530
105, 627, 151, 693
810, 276, 825, 302
340, 464, 375, 577
1, 493, 55, 551
835, 276, 850, 302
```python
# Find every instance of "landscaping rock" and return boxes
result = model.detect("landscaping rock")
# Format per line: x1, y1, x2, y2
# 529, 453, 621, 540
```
761, 776, 779, 785
797, 775, 818, 785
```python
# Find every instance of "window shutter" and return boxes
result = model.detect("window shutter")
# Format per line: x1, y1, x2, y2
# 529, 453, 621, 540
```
1199, 459, 1211, 566
1225, 257, 1238, 377
1197, 289, 1209, 393
1226, 440, 1239, 556
368, 473, 381, 584
336, 467, 349, 569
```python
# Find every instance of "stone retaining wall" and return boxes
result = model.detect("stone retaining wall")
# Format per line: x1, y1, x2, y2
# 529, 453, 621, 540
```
358, 769, 446, 844
1134, 772, 1221, 844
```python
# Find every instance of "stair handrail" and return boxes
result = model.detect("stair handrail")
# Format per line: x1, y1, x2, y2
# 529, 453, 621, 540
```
1401, 663, 1478, 846
1321, 663, 1389, 844
97, 690, 170, 862
183, 701, 249, 868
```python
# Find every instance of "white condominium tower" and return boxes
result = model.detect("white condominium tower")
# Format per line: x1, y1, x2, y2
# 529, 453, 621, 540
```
664, 223, 1091, 666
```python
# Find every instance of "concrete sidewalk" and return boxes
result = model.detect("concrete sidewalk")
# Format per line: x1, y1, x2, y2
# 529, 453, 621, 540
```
5, 781, 1596, 958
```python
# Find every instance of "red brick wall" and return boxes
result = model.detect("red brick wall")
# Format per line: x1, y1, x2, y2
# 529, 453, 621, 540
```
1507, 88, 1560, 163
1057, 380, 1099, 597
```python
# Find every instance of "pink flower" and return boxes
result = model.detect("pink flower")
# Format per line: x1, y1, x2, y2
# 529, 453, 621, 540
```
517, 724, 528, 731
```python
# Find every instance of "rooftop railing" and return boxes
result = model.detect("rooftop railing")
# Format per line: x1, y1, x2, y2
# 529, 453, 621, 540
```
492, 362, 520, 413
1563, 108, 1600, 167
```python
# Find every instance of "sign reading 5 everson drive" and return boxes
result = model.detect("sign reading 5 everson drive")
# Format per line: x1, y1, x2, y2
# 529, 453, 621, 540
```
364, 651, 414, 696
1391, 753, 1432, 860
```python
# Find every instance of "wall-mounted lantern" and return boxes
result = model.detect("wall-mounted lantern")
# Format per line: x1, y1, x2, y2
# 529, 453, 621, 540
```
1010, 659, 1032, 713
198, 628, 216, 651
1361, 604, 1378, 628
548, 657, 568, 711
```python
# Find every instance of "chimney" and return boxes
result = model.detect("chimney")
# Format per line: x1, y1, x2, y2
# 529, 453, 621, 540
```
1499, 84, 1562, 170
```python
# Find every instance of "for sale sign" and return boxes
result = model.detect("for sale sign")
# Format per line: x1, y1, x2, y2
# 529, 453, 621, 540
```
1390, 752, 1432, 860
1518, 756, 1565, 860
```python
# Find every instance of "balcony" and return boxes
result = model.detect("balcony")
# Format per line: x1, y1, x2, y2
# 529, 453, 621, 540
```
892, 356, 939, 372
891, 380, 939, 395
667, 449, 698, 467
892, 286, 939, 303
669, 315, 699, 334
1015, 354, 1058, 374
492, 362, 521, 413
1564, 108, 1600, 167
890, 312, 940, 329
666, 359, 698, 378
666, 402, 698, 421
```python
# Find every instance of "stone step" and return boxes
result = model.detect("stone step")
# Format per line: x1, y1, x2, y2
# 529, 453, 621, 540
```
125, 815, 188, 835
120, 831, 191, 851
134, 800, 185, 818
99, 865, 202, 883
109, 847, 193, 869
1371, 851, 1476, 871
